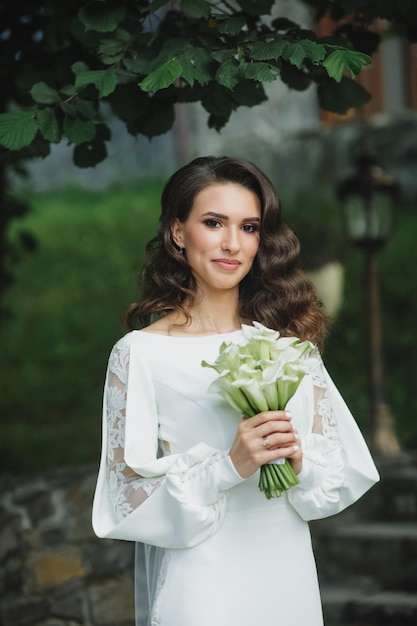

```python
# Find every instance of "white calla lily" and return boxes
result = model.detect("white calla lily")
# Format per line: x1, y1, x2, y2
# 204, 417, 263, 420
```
202, 322, 318, 499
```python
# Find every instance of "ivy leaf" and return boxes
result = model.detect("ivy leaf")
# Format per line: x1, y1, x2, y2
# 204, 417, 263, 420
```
36, 108, 61, 143
317, 76, 371, 114
240, 61, 278, 82
323, 48, 372, 82
0, 110, 38, 150
283, 40, 325, 70
75, 69, 118, 97
78, 2, 126, 33
181, 0, 211, 19
30, 82, 61, 104
63, 116, 96, 144
139, 58, 183, 92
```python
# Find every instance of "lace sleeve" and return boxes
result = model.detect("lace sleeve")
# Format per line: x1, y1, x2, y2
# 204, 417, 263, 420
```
311, 357, 343, 453
106, 340, 162, 522
287, 352, 379, 521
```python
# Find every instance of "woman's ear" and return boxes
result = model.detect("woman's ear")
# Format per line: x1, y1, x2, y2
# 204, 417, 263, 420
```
170, 218, 183, 248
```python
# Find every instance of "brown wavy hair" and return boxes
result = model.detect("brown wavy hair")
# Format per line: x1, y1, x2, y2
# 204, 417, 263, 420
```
124, 156, 328, 348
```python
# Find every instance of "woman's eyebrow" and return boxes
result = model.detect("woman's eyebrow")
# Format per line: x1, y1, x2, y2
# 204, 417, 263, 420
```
201, 211, 261, 222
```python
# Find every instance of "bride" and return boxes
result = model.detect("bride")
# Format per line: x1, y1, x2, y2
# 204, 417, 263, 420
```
92, 156, 379, 626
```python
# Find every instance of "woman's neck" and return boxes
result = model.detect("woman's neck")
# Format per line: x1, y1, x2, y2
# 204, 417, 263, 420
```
183, 291, 242, 335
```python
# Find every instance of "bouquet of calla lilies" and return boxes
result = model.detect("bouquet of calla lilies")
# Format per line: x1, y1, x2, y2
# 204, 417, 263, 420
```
202, 322, 319, 499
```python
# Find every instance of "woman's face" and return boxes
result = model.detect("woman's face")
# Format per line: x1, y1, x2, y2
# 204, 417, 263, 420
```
171, 183, 261, 295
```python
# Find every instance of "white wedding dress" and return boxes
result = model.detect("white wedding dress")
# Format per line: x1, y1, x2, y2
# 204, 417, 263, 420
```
92, 329, 379, 626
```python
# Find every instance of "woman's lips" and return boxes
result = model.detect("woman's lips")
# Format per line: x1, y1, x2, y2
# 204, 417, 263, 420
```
212, 259, 241, 270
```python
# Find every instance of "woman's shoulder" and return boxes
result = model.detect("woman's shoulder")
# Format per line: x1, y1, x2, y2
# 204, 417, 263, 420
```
140, 314, 178, 336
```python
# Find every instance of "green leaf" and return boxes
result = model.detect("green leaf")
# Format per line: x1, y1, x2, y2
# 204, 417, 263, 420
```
99, 38, 125, 57
148, 0, 171, 13
123, 56, 152, 74
30, 82, 61, 105
36, 108, 61, 143
177, 46, 213, 86
72, 61, 90, 75
283, 40, 325, 70
77, 99, 97, 120
317, 76, 371, 114
100, 53, 125, 65
99, 38, 125, 65
108, 83, 149, 121
232, 80, 267, 107
60, 102, 78, 117
247, 38, 288, 61
60, 85, 78, 97
73, 138, 108, 167
127, 101, 175, 138
201, 84, 236, 117
236, 0, 274, 16
217, 17, 246, 35
323, 49, 372, 82
75, 69, 118, 97
211, 50, 236, 64
216, 58, 240, 90
139, 58, 183, 92
240, 61, 278, 82
0, 110, 38, 150
78, 2, 126, 33
63, 116, 96, 145
280, 62, 312, 91
181, 0, 211, 19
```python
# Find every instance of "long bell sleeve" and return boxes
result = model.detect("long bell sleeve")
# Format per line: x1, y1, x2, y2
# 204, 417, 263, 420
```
92, 335, 245, 549
287, 355, 379, 520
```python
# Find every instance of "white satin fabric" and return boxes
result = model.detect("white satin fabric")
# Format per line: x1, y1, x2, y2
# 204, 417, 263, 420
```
92, 329, 379, 626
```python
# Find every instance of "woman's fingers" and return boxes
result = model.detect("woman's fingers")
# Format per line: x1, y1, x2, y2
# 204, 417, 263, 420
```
247, 409, 292, 427
230, 409, 302, 478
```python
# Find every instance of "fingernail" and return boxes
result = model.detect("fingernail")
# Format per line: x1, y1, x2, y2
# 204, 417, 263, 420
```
295, 433, 300, 439
293, 445, 299, 451
285, 411, 293, 419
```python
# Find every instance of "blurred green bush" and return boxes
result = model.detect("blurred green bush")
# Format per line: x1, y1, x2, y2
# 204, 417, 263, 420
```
0, 183, 415, 472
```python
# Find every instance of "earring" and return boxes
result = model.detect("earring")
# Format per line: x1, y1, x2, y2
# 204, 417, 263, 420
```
179, 246, 184, 255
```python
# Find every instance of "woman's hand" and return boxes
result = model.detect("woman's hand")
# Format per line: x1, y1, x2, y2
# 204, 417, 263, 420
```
229, 410, 302, 478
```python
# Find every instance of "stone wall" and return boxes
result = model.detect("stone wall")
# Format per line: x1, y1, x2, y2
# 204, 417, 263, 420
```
2, 457, 417, 626
0, 467, 135, 626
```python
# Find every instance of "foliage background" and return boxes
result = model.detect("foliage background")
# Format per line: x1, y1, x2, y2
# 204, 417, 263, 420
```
0, 183, 415, 473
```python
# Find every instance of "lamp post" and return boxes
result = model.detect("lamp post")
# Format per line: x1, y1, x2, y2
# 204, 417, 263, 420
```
337, 143, 400, 457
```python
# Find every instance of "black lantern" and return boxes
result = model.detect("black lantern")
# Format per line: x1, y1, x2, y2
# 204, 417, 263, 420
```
337, 145, 399, 250
336, 142, 400, 457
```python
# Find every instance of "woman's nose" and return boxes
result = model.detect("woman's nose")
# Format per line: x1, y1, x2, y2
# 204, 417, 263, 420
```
221, 228, 240, 253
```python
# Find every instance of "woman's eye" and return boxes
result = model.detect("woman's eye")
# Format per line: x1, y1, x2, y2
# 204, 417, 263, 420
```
242, 223, 259, 233
203, 219, 221, 228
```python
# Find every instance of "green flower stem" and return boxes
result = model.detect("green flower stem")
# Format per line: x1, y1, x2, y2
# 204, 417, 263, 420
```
258, 460, 299, 499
